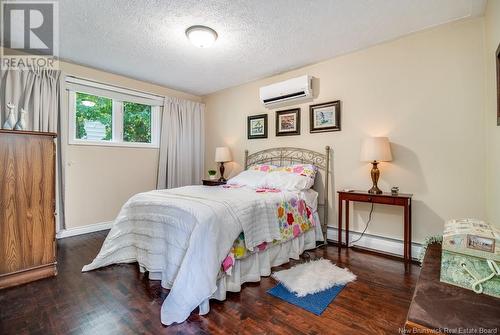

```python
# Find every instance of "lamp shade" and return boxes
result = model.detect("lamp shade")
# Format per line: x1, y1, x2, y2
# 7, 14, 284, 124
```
215, 147, 232, 162
360, 137, 393, 162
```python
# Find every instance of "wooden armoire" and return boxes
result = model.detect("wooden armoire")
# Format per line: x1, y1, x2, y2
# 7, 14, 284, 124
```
0, 130, 57, 289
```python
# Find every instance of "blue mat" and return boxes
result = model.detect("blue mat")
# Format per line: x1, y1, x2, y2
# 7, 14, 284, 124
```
267, 283, 345, 315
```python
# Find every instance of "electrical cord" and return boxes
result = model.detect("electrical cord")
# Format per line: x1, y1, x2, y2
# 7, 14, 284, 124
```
350, 202, 374, 244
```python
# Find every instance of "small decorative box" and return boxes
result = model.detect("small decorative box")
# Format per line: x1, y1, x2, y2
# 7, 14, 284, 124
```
440, 219, 500, 298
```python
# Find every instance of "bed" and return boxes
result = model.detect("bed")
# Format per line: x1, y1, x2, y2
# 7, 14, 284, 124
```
82, 146, 331, 325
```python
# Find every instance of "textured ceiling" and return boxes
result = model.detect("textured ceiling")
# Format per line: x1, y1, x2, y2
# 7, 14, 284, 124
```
59, 0, 486, 96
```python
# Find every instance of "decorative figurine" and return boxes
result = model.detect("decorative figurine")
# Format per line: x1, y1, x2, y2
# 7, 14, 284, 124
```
391, 186, 399, 195
14, 108, 27, 130
3, 102, 16, 130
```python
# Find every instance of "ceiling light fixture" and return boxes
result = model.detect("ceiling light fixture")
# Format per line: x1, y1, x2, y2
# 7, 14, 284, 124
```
81, 100, 96, 107
185, 25, 218, 48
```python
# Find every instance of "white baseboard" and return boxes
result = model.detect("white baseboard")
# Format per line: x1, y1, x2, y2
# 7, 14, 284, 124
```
57, 221, 113, 239
327, 226, 422, 260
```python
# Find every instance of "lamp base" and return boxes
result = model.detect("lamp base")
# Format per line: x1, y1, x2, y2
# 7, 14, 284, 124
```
218, 162, 226, 182
368, 185, 382, 194
368, 161, 383, 194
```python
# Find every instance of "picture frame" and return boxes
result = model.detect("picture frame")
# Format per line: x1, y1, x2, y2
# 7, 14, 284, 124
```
276, 108, 300, 136
247, 114, 268, 139
496, 43, 500, 126
467, 234, 495, 253
309, 100, 341, 133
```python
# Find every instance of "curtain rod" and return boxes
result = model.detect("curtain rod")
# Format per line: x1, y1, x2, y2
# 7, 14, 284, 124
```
65, 75, 166, 101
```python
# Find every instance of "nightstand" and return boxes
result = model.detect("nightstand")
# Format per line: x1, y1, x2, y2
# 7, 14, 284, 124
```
337, 190, 413, 263
202, 179, 226, 186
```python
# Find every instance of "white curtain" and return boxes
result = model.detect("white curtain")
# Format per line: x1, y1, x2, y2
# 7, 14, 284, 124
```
1, 68, 61, 132
0, 68, 65, 230
157, 97, 205, 189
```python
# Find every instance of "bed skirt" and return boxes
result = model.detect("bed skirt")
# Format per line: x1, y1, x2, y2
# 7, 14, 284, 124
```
212, 228, 318, 300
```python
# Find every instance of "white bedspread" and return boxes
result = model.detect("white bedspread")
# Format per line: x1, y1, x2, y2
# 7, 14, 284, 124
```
82, 185, 314, 325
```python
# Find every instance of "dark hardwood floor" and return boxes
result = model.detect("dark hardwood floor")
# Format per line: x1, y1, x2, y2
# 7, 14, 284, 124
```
0, 231, 420, 334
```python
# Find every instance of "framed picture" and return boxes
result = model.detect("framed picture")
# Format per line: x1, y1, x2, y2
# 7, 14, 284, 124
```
496, 43, 500, 126
276, 108, 300, 136
309, 100, 341, 133
247, 114, 268, 139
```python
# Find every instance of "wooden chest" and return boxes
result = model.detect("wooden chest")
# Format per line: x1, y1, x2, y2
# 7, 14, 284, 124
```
406, 244, 500, 333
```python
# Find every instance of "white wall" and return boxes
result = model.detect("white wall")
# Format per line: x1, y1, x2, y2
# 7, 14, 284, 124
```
484, 0, 500, 226
203, 18, 487, 243
60, 61, 201, 229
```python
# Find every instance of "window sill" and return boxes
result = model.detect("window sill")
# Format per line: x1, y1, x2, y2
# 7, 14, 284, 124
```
68, 139, 159, 149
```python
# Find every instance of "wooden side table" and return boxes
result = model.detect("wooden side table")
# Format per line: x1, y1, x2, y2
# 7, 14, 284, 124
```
337, 190, 413, 262
202, 179, 227, 186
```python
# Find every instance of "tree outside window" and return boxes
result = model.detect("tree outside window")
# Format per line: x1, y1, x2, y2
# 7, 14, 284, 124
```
74, 92, 153, 144
123, 102, 151, 143
76, 93, 112, 140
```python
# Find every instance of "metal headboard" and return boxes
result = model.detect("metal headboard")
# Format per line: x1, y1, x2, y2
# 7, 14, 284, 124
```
244, 146, 331, 244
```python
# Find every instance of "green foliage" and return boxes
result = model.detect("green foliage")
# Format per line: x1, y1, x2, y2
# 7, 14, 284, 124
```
75, 92, 151, 143
208, 169, 217, 176
123, 102, 151, 143
76, 93, 112, 140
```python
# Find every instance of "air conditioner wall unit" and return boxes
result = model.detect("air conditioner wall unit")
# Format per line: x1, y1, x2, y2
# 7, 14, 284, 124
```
259, 75, 313, 108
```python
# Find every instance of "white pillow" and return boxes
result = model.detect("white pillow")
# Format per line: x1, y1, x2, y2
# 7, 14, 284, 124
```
263, 164, 318, 191
227, 170, 267, 188
262, 171, 309, 191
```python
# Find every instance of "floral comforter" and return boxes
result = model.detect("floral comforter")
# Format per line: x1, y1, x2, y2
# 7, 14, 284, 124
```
222, 194, 316, 274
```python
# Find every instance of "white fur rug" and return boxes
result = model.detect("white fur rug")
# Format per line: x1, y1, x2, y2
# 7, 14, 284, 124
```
272, 259, 356, 297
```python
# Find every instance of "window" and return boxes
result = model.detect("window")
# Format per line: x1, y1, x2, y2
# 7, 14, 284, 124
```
123, 102, 152, 143
67, 79, 161, 148
75, 93, 112, 141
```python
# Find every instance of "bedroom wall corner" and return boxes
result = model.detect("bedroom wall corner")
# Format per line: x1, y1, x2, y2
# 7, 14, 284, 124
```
202, 17, 487, 245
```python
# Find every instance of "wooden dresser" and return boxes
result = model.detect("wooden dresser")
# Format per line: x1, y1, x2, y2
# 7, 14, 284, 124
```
0, 130, 57, 289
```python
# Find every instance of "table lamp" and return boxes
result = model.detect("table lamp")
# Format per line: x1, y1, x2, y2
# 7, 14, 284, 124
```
215, 147, 232, 182
360, 137, 393, 194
